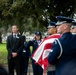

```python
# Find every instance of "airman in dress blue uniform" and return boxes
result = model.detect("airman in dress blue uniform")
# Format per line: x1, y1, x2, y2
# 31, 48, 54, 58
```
48, 16, 76, 75
71, 21, 76, 34
22, 36, 30, 75
47, 21, 56, 28
27, 31, 43, 75
47, 21, 57, 75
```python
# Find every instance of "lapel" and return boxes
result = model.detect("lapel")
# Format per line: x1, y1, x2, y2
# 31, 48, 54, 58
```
15, 34, 20, 45
14, 36, 20, 50
10, 35, 14, 46
35, 40, 38, 46
16, 35, 20, 43
12, 34, 20, 47
35, 40, 41, 46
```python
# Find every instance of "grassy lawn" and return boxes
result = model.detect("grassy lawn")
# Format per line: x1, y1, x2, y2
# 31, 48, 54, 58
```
0, 43, 33, 65
0, 43, 8, 65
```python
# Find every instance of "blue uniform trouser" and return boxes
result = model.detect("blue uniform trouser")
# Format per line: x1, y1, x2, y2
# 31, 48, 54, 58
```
32, 60, 43, 75
47, 71, 55, 75
22, 57, 29, 75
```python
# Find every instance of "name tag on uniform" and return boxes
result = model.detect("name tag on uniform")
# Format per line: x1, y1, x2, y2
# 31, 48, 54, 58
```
23, 50, 26, 52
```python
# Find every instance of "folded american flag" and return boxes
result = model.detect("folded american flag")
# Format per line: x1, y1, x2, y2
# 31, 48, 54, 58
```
32, 34, 60, 70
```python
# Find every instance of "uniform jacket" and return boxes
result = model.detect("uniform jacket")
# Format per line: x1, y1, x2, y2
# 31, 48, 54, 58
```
48, 32, 76, 75
27, 40, 41, 55
22, 42, 30, 58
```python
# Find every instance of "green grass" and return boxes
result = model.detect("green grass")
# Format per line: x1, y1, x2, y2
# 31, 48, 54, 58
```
0, 43, 33, 65
0, 43, 8, 65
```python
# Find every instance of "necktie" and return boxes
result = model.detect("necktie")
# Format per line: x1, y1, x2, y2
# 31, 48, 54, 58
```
14, 35, 16, 41
14, 35, 16, 38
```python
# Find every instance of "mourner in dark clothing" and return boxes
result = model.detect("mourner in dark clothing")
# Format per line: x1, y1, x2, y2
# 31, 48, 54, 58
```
6, 25, 24, 75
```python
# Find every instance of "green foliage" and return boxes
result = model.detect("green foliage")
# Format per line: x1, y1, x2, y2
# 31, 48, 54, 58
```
0, 0, 76, 32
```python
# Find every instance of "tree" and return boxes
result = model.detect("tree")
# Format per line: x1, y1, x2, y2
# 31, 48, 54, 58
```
0, 0, 76, 32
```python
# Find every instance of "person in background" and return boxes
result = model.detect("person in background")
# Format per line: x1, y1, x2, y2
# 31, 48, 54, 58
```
6, 25, 24, 75
27, 31, 43, 75
71, 21, 76, 34
48, 16, 76, 75
22, 36, 30, 75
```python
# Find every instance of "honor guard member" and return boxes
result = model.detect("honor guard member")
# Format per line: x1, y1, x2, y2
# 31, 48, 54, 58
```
27, 31, 43, 75
71, 21, 76, 34
47, 21, 57, 35
47, 21, 57, 75
48, 16, 76, 75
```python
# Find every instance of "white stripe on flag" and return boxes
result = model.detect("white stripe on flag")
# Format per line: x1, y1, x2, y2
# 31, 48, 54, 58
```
33, 38, 57, 62
42, 49, 53, 60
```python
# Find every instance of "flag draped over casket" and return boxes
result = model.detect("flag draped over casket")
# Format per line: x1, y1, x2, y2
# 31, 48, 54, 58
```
32, 34, 61, 70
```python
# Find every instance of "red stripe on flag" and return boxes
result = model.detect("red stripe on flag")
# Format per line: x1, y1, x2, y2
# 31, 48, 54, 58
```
32, 34, 61, 70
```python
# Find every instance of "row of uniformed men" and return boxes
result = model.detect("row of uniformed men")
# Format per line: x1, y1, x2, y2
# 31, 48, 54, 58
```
47, 16, 76, 75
